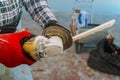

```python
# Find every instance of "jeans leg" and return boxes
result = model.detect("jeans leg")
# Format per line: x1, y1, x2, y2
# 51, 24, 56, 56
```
9, 64, 33, 80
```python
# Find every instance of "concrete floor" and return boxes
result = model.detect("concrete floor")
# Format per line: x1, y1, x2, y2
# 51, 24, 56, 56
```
30, 46, 120, 80
21, 8, 120, 80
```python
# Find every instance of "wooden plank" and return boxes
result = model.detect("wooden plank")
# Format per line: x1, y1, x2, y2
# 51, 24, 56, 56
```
72, 19, 116, 42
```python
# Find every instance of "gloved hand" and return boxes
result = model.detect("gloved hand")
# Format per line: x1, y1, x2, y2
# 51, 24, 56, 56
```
23, 35, 48, 60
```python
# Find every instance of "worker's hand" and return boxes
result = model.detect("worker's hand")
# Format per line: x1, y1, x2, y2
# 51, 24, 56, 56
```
23, 35, 49, 60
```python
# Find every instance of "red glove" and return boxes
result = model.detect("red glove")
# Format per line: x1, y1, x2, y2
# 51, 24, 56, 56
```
0, 30, 35, 67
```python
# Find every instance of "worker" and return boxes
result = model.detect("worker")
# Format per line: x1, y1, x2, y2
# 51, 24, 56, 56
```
0, 0, 72, 79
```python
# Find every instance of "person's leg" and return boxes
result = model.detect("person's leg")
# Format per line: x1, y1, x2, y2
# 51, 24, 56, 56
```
0, 63, 33, 80
0, 63, 14, 80
9, 64, 33, 80
0, 63, 5, 75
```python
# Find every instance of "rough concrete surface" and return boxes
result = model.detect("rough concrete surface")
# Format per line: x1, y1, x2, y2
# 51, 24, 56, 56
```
21, 9, 120, 80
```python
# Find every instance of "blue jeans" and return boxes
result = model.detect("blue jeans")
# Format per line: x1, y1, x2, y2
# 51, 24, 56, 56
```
9, 64, 33, 80
0, 64, 33, 80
